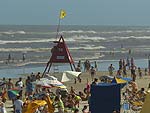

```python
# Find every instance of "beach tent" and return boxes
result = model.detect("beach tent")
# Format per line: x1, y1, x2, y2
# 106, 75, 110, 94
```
90, 83, 121, 113
61, 71, 81, 82
140, 93, 150, 113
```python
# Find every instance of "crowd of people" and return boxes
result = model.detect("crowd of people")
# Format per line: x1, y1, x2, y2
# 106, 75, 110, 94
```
0, 58, 149, 113
0, 71, 92, 113
108, 58, 149, 81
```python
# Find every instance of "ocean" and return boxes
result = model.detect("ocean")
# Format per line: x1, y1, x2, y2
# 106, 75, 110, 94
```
0, 25, 150, 78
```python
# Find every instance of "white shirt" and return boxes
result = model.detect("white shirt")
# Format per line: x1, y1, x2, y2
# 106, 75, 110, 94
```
17, 81, 23, 90
14, 99, 24, 111
0, 102, 7, 113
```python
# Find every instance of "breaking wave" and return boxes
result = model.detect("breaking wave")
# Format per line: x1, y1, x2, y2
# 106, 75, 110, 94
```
0, 45, 106, 52
0, 30, 26, 35
112, 36, 150, 40
69, 35, 106, 42
60, 30, 97, 34
0, 39, 55, 44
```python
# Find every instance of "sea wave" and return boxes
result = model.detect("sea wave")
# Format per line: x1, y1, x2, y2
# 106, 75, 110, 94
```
70, 45, 106, 50
69, 35, 106, 42
0, 30, 26, 35
0, 35, 106, 44
0, 48, 50, 52
0, 45, 106, 52
60, 30, 97, 34
0, 39, 55, 44
106, 36, 150, 42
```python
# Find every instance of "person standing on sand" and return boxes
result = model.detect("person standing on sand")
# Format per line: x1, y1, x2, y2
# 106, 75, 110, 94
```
13, 95, 24, 113
94, 61, 98, 71
108, 64, 115, 76
119, 59, 123, 70
130, 64, 136, 79
122, 64, 127, 77
126, 57, 130, 69
1, 78, 7, 90
90, 66, 96, 81
15, 77, 24, 98
7, 78, 14, 90
83, 60, 87, 72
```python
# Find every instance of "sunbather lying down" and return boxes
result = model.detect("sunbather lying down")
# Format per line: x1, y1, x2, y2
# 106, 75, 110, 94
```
129, 97, 143, 111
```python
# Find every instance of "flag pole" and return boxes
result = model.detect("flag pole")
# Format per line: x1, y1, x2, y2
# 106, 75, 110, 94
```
56, 10, 61, 39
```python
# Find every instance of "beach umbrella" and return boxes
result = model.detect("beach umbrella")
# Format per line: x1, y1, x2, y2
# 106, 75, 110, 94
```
35, 78, 52, 88
46, 76, 66, 88
61, 71, 81, 82
111, 77, 127, 84
35, 76, 66, 89
111, 77, 128, 88
7, 89, 19, 99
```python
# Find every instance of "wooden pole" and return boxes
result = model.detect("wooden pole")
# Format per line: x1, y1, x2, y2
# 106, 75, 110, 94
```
47, 63, 52, 73
70, 63, 74, 71
42, 61, 50, 77
73, 63, 76, 71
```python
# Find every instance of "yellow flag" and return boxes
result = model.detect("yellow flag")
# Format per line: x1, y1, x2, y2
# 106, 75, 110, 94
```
60, 9, 66, 19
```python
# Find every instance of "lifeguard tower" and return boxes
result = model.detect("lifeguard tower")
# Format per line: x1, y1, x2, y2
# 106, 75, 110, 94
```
42, 35, 76, 76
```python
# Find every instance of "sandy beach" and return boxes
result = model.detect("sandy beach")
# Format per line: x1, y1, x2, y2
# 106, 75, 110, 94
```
2, 70, 150, 113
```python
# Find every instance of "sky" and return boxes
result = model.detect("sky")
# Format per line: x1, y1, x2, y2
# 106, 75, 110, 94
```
0, 0, 150, 25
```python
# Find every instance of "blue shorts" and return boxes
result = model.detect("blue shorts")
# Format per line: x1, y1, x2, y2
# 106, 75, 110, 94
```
15, 110, 22, 113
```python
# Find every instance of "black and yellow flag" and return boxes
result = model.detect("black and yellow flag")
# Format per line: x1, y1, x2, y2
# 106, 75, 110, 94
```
60, 9, 66, 19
